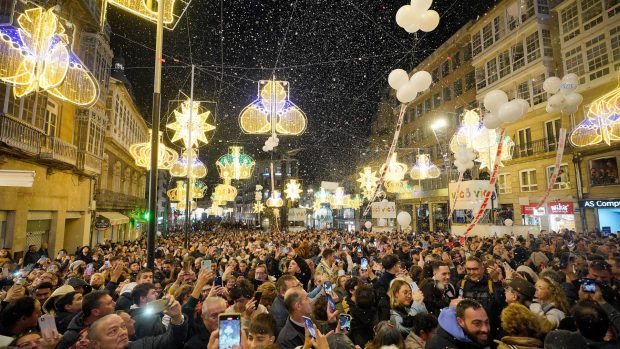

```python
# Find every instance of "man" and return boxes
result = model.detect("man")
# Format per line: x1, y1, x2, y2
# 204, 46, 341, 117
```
585, 260, 620, 309
405, 313, 438, 349
276, 287, 313, 349
426, 299, 490, 349
314, 249, 336, 279
57, 290, 116, 349
87, 296, 187, 349
129, 283, 166, 338
571, 300, 617, 349
252, 263, 269, 289
374, 254, 400, 321
0, 297, 41, 337
420, 261, 457, 316
398, 243, 413, 270
116, 268, 154, 311
90, 273, 106, 291
34, 282, 53, 306
22, 245, 39, 267
184, 297, 227, 349
271, 275, 301, 335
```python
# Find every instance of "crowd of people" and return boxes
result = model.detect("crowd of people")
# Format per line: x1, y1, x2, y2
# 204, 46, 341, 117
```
0, 224, 619, 349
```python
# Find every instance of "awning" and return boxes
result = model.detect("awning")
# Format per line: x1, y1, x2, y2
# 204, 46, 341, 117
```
97, 212, 129, 225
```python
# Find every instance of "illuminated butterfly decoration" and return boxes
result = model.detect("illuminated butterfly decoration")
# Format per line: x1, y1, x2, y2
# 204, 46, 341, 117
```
239, 79, 307, 136
570, 86, 620, 147
0, 6, 99, 105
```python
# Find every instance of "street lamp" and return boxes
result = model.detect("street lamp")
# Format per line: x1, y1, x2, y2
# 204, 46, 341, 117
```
431, 118, 447, 131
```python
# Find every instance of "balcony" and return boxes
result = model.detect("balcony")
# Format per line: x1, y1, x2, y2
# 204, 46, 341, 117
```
77, 150, 102, 176
39, 136, 78, 167
0, 113, 43, 155
96, 189, 146, 211
511, 138, 571, 159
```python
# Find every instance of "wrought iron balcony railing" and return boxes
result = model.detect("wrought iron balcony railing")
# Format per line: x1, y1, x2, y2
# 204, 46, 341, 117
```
0, 114, 43, 155
40, 136, 78, 166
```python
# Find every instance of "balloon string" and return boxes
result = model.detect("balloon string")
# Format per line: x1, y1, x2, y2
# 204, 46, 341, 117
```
448, 172, 464, 220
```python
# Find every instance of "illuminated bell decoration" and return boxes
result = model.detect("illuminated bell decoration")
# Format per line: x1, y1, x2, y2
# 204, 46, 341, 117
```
384, 180, 406, 193
410, 154, 441, 180
253, 202, 265, 213
266, 191, 284, 208
0, 6, 99, 105
106, 0, 192, 30
284, 179, 302, 201
357, 167, 379, 198
571, 86, 620, 147
176, 200, 197, 211
239, 79, 307, 135
216, 146, 255, 180
169, 149, 207, 178
380, 153, 408, 182
213, 182, 237, 202
167, 99, 215, 148
129, 130, 179, 169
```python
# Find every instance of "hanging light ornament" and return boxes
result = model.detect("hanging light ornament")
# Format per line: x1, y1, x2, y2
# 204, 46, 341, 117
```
167, 180, 185, 202
284, 179, 302, 201
169, 148, 207, 178
384, 180, 407, 193
206, 204, 223, 217
191, 180, 207, 199
176, 200, 197, 212
570, 86, 620, 147
410, 154, 441, 180
346, 195, 363, 210
216, 146, 255, 180
105, 0, 192, 30
357, 167, 379, 199
130, 130, 178, 169
0, 6, 99, 105
312, 200, 322, 211
381, 153, 408, 182
213, 179, 237, 202
266, 190, 284, 208
166, 99, 215, 148
449, 110, 514, 170
330, 187, 346, 208
253, 202, 265, 213
315, 188, 331, 204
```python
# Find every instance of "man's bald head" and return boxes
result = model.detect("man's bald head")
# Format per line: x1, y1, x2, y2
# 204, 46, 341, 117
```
88, 314, 129, 349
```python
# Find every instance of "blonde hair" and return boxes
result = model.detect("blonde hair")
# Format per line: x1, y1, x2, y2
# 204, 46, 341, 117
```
538, 277, 569, 313
388, 279, 410, 309
501, 303, 544, 338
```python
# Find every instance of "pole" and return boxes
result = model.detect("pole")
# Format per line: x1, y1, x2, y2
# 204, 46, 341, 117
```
184, 64, 195, 249
147, 0, 164, 269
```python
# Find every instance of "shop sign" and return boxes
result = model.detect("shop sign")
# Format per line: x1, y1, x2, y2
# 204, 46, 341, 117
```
371, 201, 396, 218
288, 208, 306, 222
547, 202, 574, 215
94, 217, 110, 230
579, 199, 620, 208
521, 204, 545, 216
449, 180, 495, 210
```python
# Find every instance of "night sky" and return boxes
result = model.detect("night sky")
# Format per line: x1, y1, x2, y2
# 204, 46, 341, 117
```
107, 0, 498, 189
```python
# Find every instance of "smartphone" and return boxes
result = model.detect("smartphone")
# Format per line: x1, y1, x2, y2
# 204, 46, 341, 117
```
326, 293, 336, 312
360, 258, 368, 270
502, 261, 513, 271
40, 256, 47, 261
357, 246, 362, 253
254, 291, 262, 309
218, 313, 241, 349
582, 278, 596, 293
323, 281, 333, 294
334, 257, 341, 264
182, 257, 191, 272
201, 259, 212, 271
145, 298, 168, 314
104, 260, 111, 268
410, 281, 419, 293
303, 316, 316, 340
339, 313, 352, 332
214, 276, 222, 287
85, 264, 94, 276
281, 247, 289, 254
38, 314, 57, 339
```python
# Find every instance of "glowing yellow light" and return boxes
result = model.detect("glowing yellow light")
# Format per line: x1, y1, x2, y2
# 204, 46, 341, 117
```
345, 195, 362, 210
169, 148, 207, 178
239, 79, 307, 136
315, 188, 331, 204
285, 179, 302, 201
384, 180, 405, 193
129, 130, 179, 169
206, 204, 223, 216
176, 200, 196, 211
166, 99, 215, 148
106, 0, 192, 30
191, 180, 207, 199
409, 154, 441, 180
166, 179, 206, 202
167, 180, 185, 202
266, 191, 284, 208
253, 201, 265, 213
380, 153, 408, 182
330, 187, 346, 208
213, 178, 237, 202
571, 86, 620, 147
216, 146, 255, 180
312, 200, 322, 211
357, 167, 379, 198
0, 6, 99, 105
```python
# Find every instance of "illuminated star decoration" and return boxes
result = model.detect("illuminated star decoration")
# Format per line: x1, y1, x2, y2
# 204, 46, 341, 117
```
167, 99, 215, 148
216, 146, 255, 180
129, 130, 179, 169
449, 110, 514, 170
358, 167, 379, 199
253, 202, 265, 214
409, 154, 441, 180
105, 0, 192, 30
312, 200, 322, 211
284, 180, 302, 201
571, 86, 620, 147
0, 6, 99, 105
330, 187, 346, 208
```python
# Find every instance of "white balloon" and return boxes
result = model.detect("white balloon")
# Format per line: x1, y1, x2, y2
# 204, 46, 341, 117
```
548, 93, 566, 109
397, 211, 412, 227
418, 10, 440, 32
483, 113, 502, 129
457, 165, 467, 173
561, 104, 578, 115
404, 22, 419, 33
410, 70, 433, 91
396, 81, 418, 104
483, 90, 508, 113
564, 92, 583, 107
498, 100, 524, 123
546, 103, 561, 113
411, 0, 433, 12
364, 221, 372, 229
562, 73, 579, 84
504, 219, 514, 227
388, 69, 410, 90
395, 5, 417, 29
514, 98, 530, 115
262, 146, 269, 152
560, 74, 579, 94
543, 77, 562, 94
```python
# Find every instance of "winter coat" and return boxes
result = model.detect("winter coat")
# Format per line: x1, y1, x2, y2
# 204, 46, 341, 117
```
348, 301, 377, 347
129, 316, 188, 349
390, 302, 428, 336
271, 296, 288, 336
405, 332, 425, 349
495, 336, 543, 349
54, 311, 77, 334
426, 307, 487, 349
419, 277, 457, 316
115, 292, 134, 311
529, 302, 565, 329
56, 311, 87, 349
129, 306, 167, 339
276, 318, 305, 349
374, 271, 396, 321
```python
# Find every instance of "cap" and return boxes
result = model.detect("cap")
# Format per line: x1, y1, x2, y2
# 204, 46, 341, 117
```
43, 285, 76, 315
507, 278, 535, 300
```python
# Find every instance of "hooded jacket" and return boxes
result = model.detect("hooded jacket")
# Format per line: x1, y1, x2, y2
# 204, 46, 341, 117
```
426, 307, 488, 349
56, 311, 87, 349
54, 311, 78, 334
495, 336, 543, 349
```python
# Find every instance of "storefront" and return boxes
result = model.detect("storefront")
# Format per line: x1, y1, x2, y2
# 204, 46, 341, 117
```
520, 204, 545, 228
579, 199, 620, 235
546, 201, 575, 232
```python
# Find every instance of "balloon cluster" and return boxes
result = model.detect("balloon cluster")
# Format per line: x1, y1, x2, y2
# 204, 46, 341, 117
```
395, 0, 440, 33
543, 74, 583, 115
482, 90, 530, 129
388, 69, 432, 104
454, 144, 476, 173
262, 135, 279, 152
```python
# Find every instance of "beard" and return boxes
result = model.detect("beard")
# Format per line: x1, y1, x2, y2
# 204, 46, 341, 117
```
436, 281, 445, 290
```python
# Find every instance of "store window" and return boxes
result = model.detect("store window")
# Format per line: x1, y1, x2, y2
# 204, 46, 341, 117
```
589, 157, 619, 186
520, 169, 538, 192
547, 164, 570, 190
498, 173, 511, 194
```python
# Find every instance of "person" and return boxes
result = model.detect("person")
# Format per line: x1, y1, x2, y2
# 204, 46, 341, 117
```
57, 290, 116, 349
0, 297, 41, 337
271, 275, 300, 335
388, 279, 427, 336
34, 282, 53, 306
494, 303, 544, 349
53, 290, 84, 333
129, 283, 166, 338
504, 278, 535, 307
420, 261, 457, 316
23, 245, 40, 267
365, 320, 405, 349
529, 277, 568, 329
426, 299, 490, 349
543, 329, 588, 349
571, 300, 617, 349
184, 296, 227, 349
247, 313, 277, 349
116, 268, 154, 312
276, 287, 312, 349
315, 248, 336, 280
9, 331, 61, 349
375, 254, 401, 321
405, 313, 438, 349
38, 243, 49, 258
285, 248, 312, 288
348, 284, 377, 347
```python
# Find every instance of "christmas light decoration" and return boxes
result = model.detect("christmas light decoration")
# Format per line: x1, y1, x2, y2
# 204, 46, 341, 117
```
266, 190, 284, 208
167, 180, 186, 202
380, 153, 408, 182
409, 154, 441, 180
0, 6, 99, 105
346, 195, 363, 210
357, 167, 379, 199
315, 188, 331, 204
191, 180, 207, 199
216, 146, 255, 180
253, 202, 265, 213
106, 0, 192, 30
312, 200, 322, 211
213, 180, 237, 202
176, 200, 196, 211
166, 99, 215, 148
570, 86, 620, 147
330, 187, 346, 208
206, 204, 223, 217
166, 179, 206, 201
169, 148, 207, 178
130, 130, 178, 169
384, 180, 407, 193
284, 179, 302, 201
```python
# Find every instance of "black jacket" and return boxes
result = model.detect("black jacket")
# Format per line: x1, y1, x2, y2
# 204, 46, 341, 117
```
115, 292, 133, 311
426, 326, 486, 349
276, 318, 305, 349
458, 275, 505, 337
130, 307, 167, 339
55, 311, 78, 334
271, 296, 288, 336
374, 271, 395, 321
183, 319, 211, 349
57, 311, 87, 349
420, 278, 457, 317
129, 316, 188, 349
348, 301, 377, 347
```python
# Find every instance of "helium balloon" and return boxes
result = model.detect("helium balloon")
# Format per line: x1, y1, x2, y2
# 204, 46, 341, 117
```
411, 71, 433, 91
397, 211, 412, 227
411, 0, 433, 12
497, 100, 523, 123
564, 92, 583, 107
388, 69, 409, 90
364, 221, 372, 229
543, 77, 562, 94
504, 219, 513, 226
514, 98, 530, 115
483, 90, 508, 113
395, 5, 417, 28
396, 81, 418, 103
418, 10, 440, 32
483, 113, 502, 129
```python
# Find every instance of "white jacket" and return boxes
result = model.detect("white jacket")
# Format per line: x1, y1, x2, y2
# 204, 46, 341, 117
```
529, 302, 565, 328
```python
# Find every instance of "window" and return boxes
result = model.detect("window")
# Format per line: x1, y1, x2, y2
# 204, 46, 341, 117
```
443, 86, 451, 102
516, 80, 530, 101
512, 42, 525, 71
585, 34, 610, 80
545, 118, 561, 151
486, 59, 498, 85
472, 32, 482, 57
475, 66, 487, 90
44, 99, 60, 137
611, 25, 620, 71
498, 173, 512, 194
560, 2, 580, 42
482, 23, 494, 49
462, 44, 472, 61
452, 52, 461, 70
532, 74, 547, 105
564, 46, 586, 83
432, 68, 439, 82
453, 79, 463, 97
519, 169, 538, 192
521, 0, 535, 23
80, 33, 112, 95
582, 0, 603, 30
506, 1, 520, 31
498, 50, 511, 78
416, 103, 423, 117
546, 164, 570, 190
424, 98, 432, 113
541, 29, 553, 57
465, 71, 475, 90
441, 60, 450, 77
517, 128, 532, 157
537, 0, 549, 15
433, 93, 441, 109
525, 32, 541, 63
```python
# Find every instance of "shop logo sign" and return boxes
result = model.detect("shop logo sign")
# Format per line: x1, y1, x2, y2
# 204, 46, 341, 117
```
547, 202, 573, 214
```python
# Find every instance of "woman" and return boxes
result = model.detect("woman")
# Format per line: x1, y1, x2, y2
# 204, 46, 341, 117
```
365, 321, 405, 349
495, 303, 545, 349
529, 277, 569, 329
285, 254, 312, 289
226, 279, 268, 326
0, 248, 13, 267
388, 279, 428, 336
